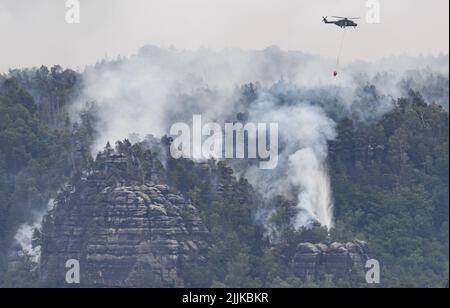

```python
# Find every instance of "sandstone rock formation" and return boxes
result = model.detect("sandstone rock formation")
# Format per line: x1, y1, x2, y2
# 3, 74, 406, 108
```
40, 148, 208, 287
293, 240, 369, 283
39, 141, 370, 287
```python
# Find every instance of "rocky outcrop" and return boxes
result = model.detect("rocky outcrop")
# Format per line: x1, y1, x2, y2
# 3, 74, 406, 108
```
293, 241, 369, 283
38, 142, 370, 287
40, 148, 208, 287
195, 160, 258, 207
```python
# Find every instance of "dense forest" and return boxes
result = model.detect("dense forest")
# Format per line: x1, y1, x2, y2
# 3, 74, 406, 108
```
0, 69, 93, 286
0, 64, 448, 288
329, 93, 449, 287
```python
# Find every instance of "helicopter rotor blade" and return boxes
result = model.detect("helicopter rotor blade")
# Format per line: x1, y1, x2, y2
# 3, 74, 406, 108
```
331, 16, 360, 19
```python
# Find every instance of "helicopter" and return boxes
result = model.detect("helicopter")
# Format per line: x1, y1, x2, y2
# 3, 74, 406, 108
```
322, 16, 360, 77
323, 16, 359, 28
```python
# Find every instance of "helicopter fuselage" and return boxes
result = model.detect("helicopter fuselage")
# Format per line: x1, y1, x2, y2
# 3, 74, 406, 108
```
324, 18, 358, 28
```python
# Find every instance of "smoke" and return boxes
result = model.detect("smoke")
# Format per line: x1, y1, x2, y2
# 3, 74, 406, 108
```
71, 45, 448, 232
71, 46, 337, 155
242, 96, 336, 230
289, 149, 334, 230
14, 199, 54, 263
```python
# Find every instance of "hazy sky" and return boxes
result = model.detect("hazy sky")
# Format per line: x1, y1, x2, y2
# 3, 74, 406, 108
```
1, 0, 449, 72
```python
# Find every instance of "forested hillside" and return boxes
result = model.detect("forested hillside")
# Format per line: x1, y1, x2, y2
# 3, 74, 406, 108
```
329, 93, 449, 287
0, 65, 448, 288
0, 77, 68, 283
0, 71, 92, 286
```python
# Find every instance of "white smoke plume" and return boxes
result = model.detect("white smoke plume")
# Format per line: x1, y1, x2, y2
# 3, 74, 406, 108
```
14, 199, 54, 263
243, 97, 336, 230
71, 46, 448, 232
289, 149, 334, 230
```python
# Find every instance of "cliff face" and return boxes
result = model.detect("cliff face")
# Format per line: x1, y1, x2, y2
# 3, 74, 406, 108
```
39, 141, 370, 287
40, 148, 208, 287
294, 241, 369, 283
